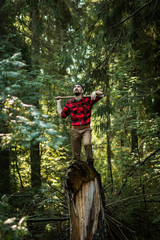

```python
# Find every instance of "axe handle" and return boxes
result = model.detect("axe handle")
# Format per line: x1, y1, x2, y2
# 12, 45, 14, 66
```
55, 95, 90, 100
55, 92, 104, 100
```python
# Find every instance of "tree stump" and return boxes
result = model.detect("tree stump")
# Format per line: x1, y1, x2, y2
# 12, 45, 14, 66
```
65, 161, 107, 240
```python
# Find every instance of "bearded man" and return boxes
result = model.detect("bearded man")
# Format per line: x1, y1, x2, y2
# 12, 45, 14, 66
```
56, 83, 103, 167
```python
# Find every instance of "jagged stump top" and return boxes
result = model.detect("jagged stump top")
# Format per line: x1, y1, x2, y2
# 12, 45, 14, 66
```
66, 161, 101, 193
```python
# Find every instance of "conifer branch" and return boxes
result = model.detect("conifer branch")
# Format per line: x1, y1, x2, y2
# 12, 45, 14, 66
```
130, 0, 159, 37
87, 0, 114, 35
91, 32, 122, 72
111, 0, 156, 28
0, 0, 6, 10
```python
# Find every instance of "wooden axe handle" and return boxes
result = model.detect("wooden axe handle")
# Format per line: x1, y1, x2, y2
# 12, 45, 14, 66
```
55, 95, 90, 100
55, 92, 104, 100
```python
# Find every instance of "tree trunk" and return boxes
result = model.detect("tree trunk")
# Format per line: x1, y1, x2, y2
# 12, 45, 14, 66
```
31, 142, 41, 188
0, 117, 10, 193
105, 72, 113, 192
0, 149, 10, 193
131, 127, 138, 153
65, 161, 107, 240
30, 0, 41, 188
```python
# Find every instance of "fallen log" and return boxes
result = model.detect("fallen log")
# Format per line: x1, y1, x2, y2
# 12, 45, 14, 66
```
27, 217, 69, 223
65, 161, 107, 240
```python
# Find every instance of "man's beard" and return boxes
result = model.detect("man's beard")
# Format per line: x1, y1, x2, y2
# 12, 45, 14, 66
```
74, 91, 81, 96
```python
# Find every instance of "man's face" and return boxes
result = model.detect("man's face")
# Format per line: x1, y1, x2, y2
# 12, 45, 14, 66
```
73, 84, 84, 96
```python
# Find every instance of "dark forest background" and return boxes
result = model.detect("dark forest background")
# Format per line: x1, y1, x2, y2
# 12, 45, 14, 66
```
0, 0, 160, 239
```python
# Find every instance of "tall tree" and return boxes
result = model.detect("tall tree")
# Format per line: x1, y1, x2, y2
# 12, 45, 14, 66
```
30, 0, 41, 188
0, 0, 18, 193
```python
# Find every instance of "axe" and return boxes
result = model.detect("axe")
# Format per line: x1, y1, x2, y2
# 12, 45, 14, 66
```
55, 91, 104, 100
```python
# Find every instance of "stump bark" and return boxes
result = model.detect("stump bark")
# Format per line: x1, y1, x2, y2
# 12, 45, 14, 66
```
65, 161, 107, 240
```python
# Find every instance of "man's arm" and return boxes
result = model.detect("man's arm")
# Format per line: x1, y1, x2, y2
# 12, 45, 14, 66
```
91, 90, 104, 100
57, 99, 62, 118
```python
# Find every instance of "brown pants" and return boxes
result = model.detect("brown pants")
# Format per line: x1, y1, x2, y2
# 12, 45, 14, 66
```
70, 128, 94, 163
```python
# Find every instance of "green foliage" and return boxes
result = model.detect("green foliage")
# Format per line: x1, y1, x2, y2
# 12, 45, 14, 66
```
0, 53, 65, 151
0, 195, 28, 240
1, 95, 65, 149
0, 0, 160, 239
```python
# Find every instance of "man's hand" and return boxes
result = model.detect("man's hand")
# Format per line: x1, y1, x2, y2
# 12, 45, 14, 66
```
56, 97, 62, 118
55, 96, 62, 101
91, 91, 96, 100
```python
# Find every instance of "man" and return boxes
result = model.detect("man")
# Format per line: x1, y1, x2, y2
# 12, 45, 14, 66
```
56, 83, 103, 167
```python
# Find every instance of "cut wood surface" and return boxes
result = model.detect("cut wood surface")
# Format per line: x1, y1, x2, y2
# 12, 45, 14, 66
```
65, 161, 107, 240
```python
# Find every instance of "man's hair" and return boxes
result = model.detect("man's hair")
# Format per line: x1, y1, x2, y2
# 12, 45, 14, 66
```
73, 83, 84, 90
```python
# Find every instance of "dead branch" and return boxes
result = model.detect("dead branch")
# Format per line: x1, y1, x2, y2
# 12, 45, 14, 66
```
87, 0, 114, 36
15, 158, 24, 189
0, 0, 6, 10
117, 148, 160, 195
111, 0, 156, 28
91, 31, 122, 72
106, 213, 136, 234
27, 217, 69, 223
7, 193, 36, 198
106, 192, 160, 207
130, 0, 159, 37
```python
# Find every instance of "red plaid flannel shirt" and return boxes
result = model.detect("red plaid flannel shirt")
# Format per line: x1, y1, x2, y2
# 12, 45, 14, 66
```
61, 93, 103, 126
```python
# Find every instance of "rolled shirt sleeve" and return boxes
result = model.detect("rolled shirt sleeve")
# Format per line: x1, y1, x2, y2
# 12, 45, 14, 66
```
61, 104, 70, 118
